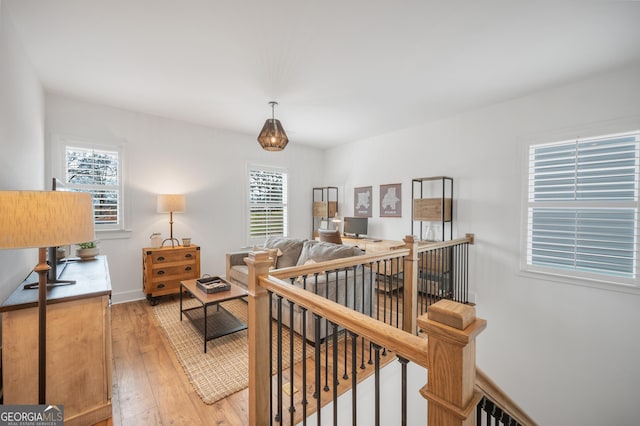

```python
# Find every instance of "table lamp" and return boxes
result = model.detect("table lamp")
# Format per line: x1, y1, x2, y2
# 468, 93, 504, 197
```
0, 190, 95, 404
157, 194, 185, 247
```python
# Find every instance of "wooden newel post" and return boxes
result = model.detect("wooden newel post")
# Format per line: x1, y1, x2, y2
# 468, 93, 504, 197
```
418, 300, 486, 426
246, 251, 272, 426
403, 235, 419, 334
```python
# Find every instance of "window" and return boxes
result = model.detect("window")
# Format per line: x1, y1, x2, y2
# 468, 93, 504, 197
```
526, 131, 639, 285
54, 136, 124, 232
248, 166, 288, 242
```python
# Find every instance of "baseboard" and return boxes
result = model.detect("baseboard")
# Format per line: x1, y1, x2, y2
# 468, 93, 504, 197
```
111, 289, 145, 305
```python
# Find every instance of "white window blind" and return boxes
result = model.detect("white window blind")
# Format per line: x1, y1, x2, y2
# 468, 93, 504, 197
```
248, 168, 288, 240
65, 146, 121, 229
527, 131, 640, 281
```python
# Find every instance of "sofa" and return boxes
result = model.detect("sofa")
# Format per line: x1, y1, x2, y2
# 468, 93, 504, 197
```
225, 236, 375, 342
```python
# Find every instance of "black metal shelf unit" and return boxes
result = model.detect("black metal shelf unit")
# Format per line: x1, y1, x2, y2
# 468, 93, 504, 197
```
312, 186, 338, 238
411, 176, 453, 241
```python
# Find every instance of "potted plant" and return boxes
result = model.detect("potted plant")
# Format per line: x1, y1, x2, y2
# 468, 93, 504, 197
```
76, 241, 99, 260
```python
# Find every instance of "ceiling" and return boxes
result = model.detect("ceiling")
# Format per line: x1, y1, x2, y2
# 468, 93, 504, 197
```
6, 1, 640, 149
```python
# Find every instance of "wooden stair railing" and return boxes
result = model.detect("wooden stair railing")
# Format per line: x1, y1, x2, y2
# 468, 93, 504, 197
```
246, 234, 535, 426
247, 250, 487, 425
475, 368, 537, 426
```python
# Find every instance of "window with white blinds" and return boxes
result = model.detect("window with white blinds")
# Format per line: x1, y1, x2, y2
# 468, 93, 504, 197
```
64, 145, 122, 230
526, 131, 640, 283
248, 167, 288, 242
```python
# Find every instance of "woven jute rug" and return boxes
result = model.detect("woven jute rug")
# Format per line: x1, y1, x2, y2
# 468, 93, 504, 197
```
153, 296, 304, 404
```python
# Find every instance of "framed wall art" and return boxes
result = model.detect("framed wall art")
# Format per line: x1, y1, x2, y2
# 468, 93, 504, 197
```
380, 183, 402, 217
353, 186, 372, 217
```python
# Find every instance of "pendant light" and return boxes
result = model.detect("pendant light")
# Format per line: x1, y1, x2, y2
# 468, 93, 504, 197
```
257, 101, 289, 151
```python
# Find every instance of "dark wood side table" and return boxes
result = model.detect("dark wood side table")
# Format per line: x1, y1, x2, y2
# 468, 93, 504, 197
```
180, 279, 248, 353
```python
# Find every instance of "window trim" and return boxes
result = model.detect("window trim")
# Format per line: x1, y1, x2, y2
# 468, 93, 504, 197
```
520, 127, 640, 293
246, 163, 288, 245
51, 134, 130, 237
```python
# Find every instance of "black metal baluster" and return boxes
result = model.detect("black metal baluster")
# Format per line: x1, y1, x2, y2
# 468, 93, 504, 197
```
275, 295, 283, 423
324, 272, 330, 392
464, 243, 469, 303
350, 332, 358, 426
373, 344, 381, 426
288, 300, 295, 425
398, 357, 408, 426
395, 257, 400, 328
332, 323, 339, 425
269, 290, 274, 423
343, 269, 349, 380
383, 260, 388, 325
313, 314, 321, 426
375, 260, 381, 321
301, 307, 308, 425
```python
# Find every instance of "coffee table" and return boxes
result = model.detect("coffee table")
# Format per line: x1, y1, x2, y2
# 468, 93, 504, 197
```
180, 278, 248, 353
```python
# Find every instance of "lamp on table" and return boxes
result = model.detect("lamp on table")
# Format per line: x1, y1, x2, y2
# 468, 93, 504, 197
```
0, 190, 95, 404
157, 194, 185, 247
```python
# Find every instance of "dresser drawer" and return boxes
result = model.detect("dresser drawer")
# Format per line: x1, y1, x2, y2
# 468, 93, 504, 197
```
145, 278, 182, 295
150, 264, 196, 280
145, 248, 198, 264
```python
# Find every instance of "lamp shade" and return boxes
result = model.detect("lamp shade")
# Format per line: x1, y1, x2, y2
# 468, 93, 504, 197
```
157, 194, 186, 213
0, 191, 95, 249
257, 118, 289, 151
257, 101, 289, 151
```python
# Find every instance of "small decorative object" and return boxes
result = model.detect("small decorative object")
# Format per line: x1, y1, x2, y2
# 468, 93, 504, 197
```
196, 276, 231, 293
332, 213, 341, 231
257, 101, 289, 151
76, 240, 99, 260
56, 246, 67, 260
380, 183, 402, 217
150, 233, 162, 248
354, 186, 372, 217
425, 225, 435, 241
182, 237, 191, 247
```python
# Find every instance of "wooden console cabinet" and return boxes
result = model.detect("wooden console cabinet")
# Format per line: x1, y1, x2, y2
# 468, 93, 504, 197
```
142, 245, 200, 305
1, 256, 112, 426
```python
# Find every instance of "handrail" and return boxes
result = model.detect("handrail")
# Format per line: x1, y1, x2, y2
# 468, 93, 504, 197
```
259, 274, 430, 368
270, 248, 410, 280
476, 368, 538, 426
416, 234, 474, 252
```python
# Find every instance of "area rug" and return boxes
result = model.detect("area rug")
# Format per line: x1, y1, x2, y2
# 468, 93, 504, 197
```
152, 296, 304, 405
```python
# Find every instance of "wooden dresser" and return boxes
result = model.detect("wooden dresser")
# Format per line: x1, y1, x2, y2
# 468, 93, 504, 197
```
142, 245, 200, 305
1, 256, 112, 426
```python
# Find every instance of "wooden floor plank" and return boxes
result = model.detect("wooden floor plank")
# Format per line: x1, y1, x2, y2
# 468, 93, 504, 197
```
98, 289, 411, 426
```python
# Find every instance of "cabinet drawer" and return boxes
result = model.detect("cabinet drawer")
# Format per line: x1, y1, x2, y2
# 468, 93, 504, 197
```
146, 248, 198, 264
150, 264, 196, 280
145, 278, 182, 294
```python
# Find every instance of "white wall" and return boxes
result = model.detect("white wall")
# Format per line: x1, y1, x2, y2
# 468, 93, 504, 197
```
45, 95, 325, 303
0, 0, 45, 302
324, 63, 640, 425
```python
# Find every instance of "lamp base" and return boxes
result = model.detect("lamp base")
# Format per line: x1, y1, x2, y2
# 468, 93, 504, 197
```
161, 238, 180, 248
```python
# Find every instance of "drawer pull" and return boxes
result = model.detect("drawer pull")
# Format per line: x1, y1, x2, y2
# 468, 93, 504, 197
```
185, 266, 192, 271
157, 270, 165, 275
157, 256, 165, 261
185, 253, 193, 258
157, 284, 165, 289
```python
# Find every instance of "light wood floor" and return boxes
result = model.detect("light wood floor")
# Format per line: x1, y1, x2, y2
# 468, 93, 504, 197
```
95, 291, 404, 426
